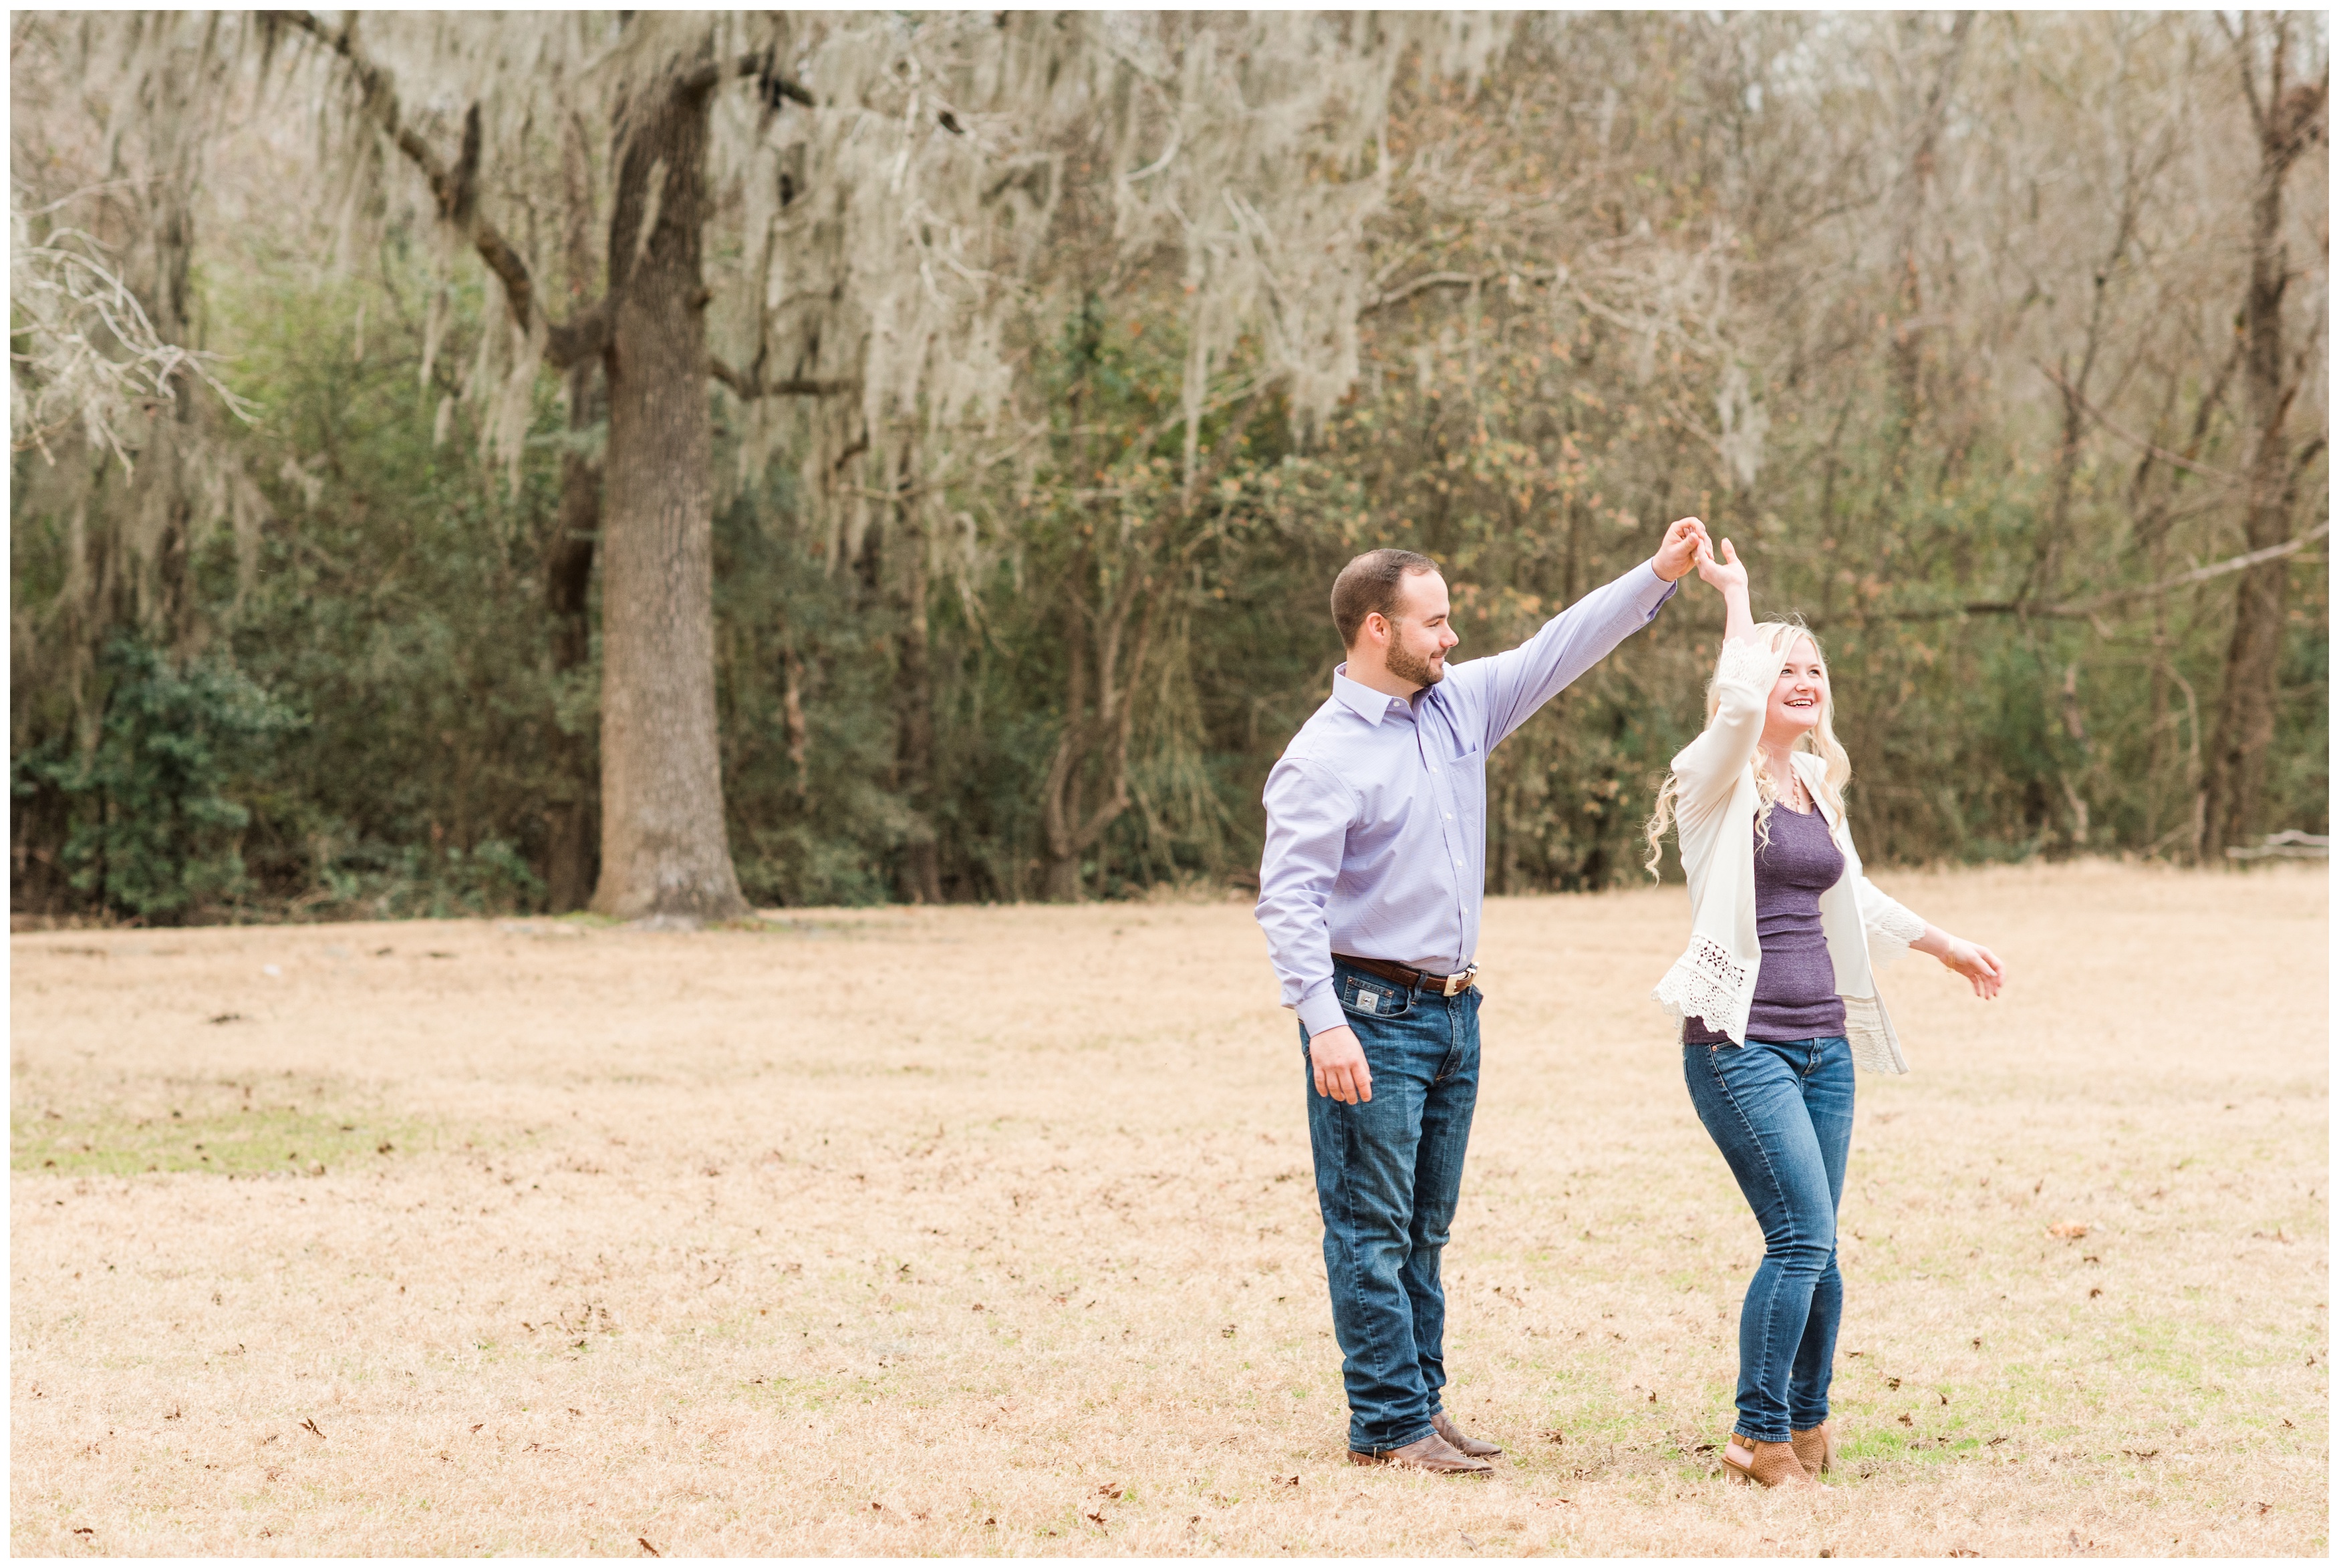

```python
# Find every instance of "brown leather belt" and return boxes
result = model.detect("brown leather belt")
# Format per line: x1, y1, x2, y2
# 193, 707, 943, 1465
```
1334, 953, 1480, 998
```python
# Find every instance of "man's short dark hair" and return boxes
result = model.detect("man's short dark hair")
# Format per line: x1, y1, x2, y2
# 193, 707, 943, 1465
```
1331, 548, 1440, 648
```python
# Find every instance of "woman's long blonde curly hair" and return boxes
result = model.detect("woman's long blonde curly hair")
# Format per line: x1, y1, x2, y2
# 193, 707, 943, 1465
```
1643, 619, 1850, 878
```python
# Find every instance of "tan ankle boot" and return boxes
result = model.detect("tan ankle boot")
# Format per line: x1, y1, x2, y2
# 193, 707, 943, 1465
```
1722, 1432, 1812, 1488
1790, 1420, 1837, 1478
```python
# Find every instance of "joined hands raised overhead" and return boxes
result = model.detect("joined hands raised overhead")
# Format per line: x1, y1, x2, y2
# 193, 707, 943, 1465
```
1652, 516, 1713, 583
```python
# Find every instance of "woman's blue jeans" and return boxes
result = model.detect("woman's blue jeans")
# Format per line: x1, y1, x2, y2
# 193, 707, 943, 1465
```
1301, 961, 1480, 1454
1683, 1034, 1854, 1444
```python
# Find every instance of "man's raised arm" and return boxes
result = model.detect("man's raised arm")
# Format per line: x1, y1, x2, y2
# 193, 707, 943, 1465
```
1454, 516, 1705, 750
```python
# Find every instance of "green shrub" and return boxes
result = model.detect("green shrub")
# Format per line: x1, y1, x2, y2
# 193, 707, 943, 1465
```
12, 637, 300, 922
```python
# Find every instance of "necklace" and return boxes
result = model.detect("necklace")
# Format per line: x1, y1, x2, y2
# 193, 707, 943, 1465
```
1766, 754, 1809, 812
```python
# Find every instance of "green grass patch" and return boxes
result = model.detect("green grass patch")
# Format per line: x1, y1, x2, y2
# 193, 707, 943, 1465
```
13, 1103, 435, 1178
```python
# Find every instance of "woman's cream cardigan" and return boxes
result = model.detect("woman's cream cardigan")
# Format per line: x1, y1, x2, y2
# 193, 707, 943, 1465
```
1652, 639, 1929, 1074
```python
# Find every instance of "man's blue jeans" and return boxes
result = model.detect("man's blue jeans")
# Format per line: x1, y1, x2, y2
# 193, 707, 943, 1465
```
1683, 1034, 1855, 1444
1300, 960, 1480, 1454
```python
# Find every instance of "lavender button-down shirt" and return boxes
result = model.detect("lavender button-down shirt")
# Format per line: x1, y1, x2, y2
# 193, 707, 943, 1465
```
1256, 561, 1677, 1038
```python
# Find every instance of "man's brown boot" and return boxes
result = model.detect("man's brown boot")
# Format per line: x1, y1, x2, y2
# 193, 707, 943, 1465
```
1430, 1410, 1502, 1458
1790, 1420, 1837, 1478
1720, 1432, 1813, 1489
1348, 1432, 1493, 1475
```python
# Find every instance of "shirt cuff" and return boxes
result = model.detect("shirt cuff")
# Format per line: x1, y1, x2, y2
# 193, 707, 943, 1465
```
1639, 560, 1680, 620
1296, 985, 1347, 1040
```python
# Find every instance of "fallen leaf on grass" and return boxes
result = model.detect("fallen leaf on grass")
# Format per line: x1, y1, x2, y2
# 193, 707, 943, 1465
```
1542, 1429, 1566, 1444
298, 1418, 324, 1440
637, 1537, 660, 1557
2124, 1448, 2159, 1459
1084, 1510, 1106, 1527
2049, 1222, 2089, 1240
207, 1013, 243, 1026
1095, 1484, 1123, 1500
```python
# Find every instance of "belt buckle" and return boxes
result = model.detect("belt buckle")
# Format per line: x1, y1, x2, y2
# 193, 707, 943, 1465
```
1443, 965, 1476, 997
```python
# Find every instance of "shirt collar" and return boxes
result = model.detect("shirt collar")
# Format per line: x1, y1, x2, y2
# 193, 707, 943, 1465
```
1331, 665, 1413, 726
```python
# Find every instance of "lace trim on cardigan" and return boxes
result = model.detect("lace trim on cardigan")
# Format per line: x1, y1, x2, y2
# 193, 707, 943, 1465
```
1652, 935, 1750, 1040
1844, 993, 1909, 1075
1863, 897, 1927, 969
1714, 639, 1781, 690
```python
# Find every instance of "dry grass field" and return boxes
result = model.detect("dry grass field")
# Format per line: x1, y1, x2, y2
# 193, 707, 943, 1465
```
10, 861, 2327, 1557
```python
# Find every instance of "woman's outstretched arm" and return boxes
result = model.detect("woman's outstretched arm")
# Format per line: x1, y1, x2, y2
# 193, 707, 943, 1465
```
1665, 537, 1778, 821
1910, 925, 2007, 999
1702, 536, 1757, 645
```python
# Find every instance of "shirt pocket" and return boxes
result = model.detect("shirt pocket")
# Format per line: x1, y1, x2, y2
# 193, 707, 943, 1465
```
1447, 740, 1485, 834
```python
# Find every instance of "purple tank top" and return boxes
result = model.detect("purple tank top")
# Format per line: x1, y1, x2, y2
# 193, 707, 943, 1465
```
1684, 800, 1848, 1044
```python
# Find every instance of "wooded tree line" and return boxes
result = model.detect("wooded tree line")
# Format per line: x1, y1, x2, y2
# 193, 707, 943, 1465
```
11, 11, 2328, 923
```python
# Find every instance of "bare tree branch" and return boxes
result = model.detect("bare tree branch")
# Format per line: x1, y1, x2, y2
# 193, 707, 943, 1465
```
2036, 360, 2239, 482
269, 9, 609, 369
1845, 521, 2332, 627
708, 356, 857, 400
679, 49, 816, 106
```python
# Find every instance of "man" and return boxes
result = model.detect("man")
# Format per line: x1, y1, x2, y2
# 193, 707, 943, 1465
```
1255, 518, 1708, 1474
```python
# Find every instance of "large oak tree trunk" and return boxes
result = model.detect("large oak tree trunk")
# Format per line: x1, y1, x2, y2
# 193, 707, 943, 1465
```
2198, 31, 2328, 860
588, 69, 748, 922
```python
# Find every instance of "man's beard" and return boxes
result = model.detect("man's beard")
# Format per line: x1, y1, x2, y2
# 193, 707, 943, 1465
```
1387, 641, 1444, 689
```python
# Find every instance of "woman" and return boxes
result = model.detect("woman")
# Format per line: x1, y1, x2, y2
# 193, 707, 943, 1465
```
1644, 537, 2005, 1491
